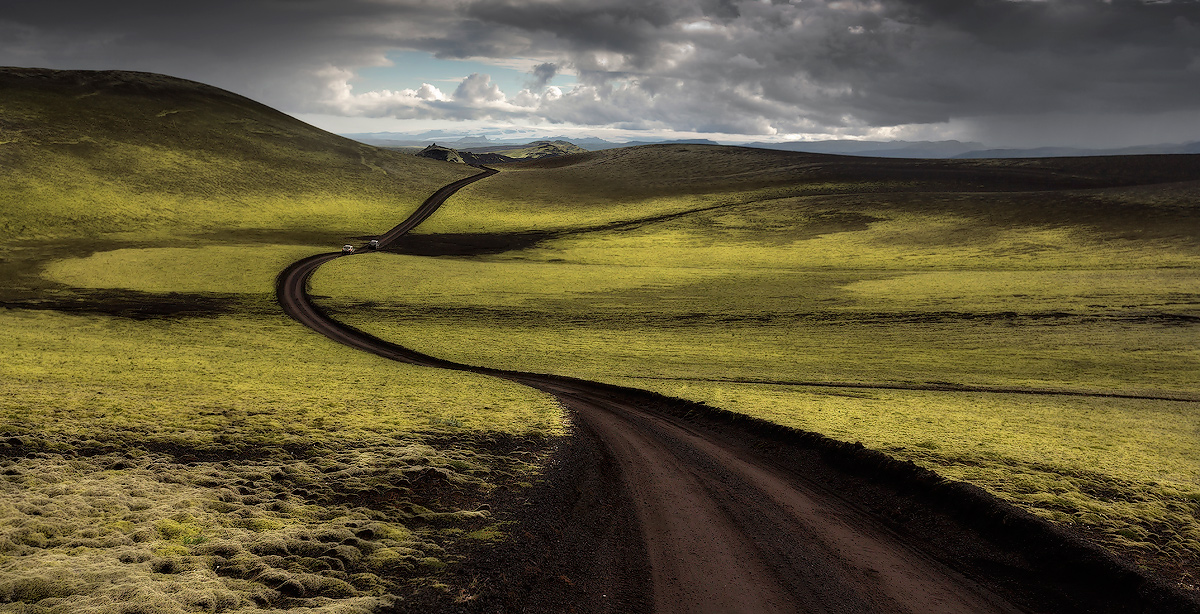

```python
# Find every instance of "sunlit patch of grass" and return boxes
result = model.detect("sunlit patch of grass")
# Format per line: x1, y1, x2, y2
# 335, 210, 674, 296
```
419, 187, 718, 235
315, 255, 1200, 396
311, 252, 726, 310
0, 310, 562, 449
41, 244, 325, 295
506, 194, 1200, 271
42, 244, 331, 296
843, 269, 1200, 314
464, 522, 512, 542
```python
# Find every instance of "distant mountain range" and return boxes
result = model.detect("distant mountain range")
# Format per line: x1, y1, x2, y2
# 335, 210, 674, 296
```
342, 132, 1200, 159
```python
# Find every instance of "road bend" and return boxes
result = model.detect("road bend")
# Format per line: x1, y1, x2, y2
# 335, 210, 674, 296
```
276, 168, 1028, 614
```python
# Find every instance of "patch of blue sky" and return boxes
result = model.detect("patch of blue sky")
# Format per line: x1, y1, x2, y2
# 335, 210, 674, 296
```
351, 51, 575, 98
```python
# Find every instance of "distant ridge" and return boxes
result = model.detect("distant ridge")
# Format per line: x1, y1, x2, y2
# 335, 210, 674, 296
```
344, 131, 1200, 159
752, 139, 1200, 159
746, 140, 986, 159
954, 142, 1200, 158
460, 140, 587, 159
412, 140, 585, 164
415, 144, 466, 164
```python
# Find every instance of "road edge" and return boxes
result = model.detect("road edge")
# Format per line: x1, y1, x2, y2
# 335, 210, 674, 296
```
574, 378, 1200, 613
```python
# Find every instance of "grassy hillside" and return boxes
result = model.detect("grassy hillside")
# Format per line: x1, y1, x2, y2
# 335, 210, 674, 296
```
420, 143, 1200, 236
0, 68, 559, 611
0, 67, 475, 241
315, 145, 1200, 590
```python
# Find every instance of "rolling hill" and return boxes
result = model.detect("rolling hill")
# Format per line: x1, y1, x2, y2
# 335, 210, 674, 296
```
413, 140, 589, 165
0, 67, 475, 241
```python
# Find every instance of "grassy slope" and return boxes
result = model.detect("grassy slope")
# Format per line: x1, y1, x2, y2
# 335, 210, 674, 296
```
422, 144, 1200, 234
0, 68, 560, 611
314, 144, 1200, 589
0, 67, 476, 241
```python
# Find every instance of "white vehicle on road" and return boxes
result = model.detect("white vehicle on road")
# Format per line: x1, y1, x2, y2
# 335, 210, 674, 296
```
341, 244, 355, 254
369, 239, 380, 249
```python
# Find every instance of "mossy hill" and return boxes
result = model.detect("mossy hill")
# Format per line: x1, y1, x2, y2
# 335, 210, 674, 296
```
416, 143, 467, 164
415, 140, 588, 165
0, 67, 474, 241
463, 140, 588, 159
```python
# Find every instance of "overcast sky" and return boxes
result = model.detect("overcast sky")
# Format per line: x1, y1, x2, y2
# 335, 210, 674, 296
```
3, 0, 1200, 146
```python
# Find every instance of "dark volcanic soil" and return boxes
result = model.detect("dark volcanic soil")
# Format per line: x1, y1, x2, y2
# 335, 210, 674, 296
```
393, 412, 653, 614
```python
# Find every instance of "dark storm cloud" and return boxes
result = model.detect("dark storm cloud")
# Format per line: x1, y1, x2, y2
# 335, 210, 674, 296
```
467, 0, 1200, 127
528, 62, 559, 88
0, 0, 409, 107
3, 0, 1200, 144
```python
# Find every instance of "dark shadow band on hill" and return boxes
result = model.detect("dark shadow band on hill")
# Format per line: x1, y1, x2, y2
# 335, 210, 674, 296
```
320, 302, 1200, 328
0, 289, 266, 319
625, 375, 1200, 404
375, 230, 556, 257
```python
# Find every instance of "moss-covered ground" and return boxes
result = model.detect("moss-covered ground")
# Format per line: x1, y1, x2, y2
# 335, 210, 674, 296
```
0, 69, 560, 612
0, 309, 560, 612
311, 145, 1200, 589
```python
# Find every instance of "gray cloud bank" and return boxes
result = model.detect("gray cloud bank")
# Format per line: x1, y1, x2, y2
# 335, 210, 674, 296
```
3, 0, 1199, 146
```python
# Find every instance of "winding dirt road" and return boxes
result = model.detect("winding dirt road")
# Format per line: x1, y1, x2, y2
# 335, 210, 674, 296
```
276, 169, 1194, 613
530, 381, 1024, 614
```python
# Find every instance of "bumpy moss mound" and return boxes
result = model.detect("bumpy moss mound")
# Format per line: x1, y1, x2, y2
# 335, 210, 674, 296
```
0, 435, 541, 612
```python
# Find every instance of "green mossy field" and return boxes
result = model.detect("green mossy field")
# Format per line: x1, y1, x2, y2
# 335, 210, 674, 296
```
313, 145, 1200, 588
0, 68, 475, 242
0, 68, 559, 612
